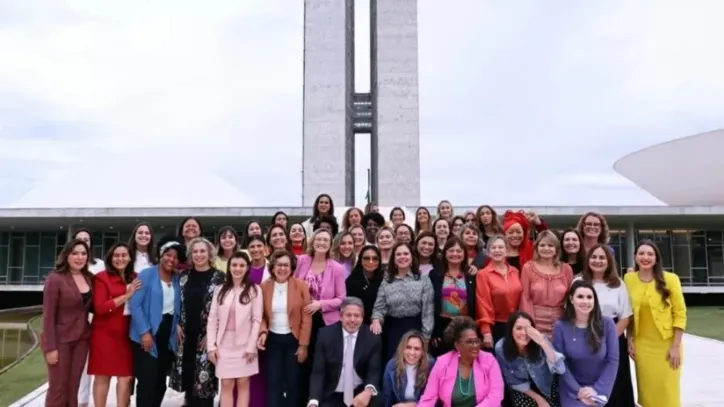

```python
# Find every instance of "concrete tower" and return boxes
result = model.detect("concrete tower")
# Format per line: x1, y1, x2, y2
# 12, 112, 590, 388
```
302, 0, 421, 207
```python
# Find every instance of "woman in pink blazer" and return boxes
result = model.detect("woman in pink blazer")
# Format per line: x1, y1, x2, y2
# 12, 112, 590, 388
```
207, 251, 263, 407
293, 228, 347, 406
419, 316, 504, 407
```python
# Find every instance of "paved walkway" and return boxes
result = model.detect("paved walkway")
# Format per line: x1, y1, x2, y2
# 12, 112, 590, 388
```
14, 334, 724, 407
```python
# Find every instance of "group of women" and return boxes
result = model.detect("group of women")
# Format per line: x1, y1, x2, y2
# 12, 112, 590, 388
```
41, 194, 687, 407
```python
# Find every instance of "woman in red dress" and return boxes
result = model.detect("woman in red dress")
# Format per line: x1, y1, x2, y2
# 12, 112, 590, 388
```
88, 243, 141, 407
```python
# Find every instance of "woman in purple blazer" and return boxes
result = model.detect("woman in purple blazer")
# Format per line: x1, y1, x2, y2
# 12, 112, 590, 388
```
293, 228, 346, 407
553, 280, 619, 407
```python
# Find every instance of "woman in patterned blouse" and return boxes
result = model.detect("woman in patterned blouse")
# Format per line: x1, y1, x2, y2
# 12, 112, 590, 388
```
371, 242, 435, 361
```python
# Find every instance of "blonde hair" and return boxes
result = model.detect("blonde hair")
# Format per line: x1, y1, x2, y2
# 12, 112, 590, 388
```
331, 232, 356, 263
186, 237, 217, 268
306, 229, 333, 257
375, 226, 395, 244
394, 331, 431, 392
532, 230, 561, 266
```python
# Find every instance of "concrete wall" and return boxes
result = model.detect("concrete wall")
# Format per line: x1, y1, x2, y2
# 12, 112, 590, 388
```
302, 0, 355, 206
370, 0, 421, 207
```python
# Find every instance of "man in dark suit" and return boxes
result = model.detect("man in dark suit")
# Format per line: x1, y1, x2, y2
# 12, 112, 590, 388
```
307, 297, 382, 407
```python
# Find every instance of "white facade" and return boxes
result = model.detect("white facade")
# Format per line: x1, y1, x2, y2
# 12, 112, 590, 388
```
614, 129, 724, 205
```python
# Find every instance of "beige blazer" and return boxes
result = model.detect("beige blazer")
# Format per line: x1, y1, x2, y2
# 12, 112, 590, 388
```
206, 284, 263, 354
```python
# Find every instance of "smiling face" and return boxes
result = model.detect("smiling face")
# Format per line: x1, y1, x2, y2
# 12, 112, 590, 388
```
488, 237, 507, 262
402, 336, 424, 366
274, 213, 288, 228
341, 304, 363, 333
350, 226, 365, 247
269, 226, 287, 249
445, 242, 465, 266
247, 222, 262, 237
635, 244, 657, 270
228, 256, 248, 282
416, 209, 429, 224
360, 248, 379, 272
451, 219, 465, 236
588, 247, 608, 275
570, 286, 595, 316
416, 236, 435, 259
272, 255, 292, 282
393, 244, 412, 269
182, 219, 200, 241
511, 316, 532, 347
219, 231, 237, 253
247, 240, 265, 261
191, 241, 210, 268
455, 329, 481, 360
376, 229, 395, 250
338, 234, 355, 258
348, 209, 362, 226
68, 243, 89, 271
111, 246, 131, 270
462, 228, 479, 247
289, 224, 306, 244
312, 231, 332, 254
134, 225, 152, 249
395, 226, 412, 244
535, 235, 558, 261
434, 220, 450, 239
505, 223, 523, 247
562, 231, 581, 254
438, 201, 452, 219
160, 249, 179, 272
583, 215, 602, 239
316, 195, 331, 215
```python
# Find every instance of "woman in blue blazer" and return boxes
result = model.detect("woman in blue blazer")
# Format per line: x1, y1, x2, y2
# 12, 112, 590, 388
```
382, 330, 435, 407
129, 236, 185, 407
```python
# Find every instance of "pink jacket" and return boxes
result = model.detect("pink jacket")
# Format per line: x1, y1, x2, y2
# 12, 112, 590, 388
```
294, 254, 346, 325
418, 350, 504, 407
206, 285, 263, 355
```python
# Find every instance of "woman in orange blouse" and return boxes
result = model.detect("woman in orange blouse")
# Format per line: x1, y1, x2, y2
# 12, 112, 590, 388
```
476, 235, 522, 349
519, 230, 573, 338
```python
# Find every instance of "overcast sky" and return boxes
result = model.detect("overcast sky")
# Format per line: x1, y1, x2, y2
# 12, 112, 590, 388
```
1, 0, 724, 208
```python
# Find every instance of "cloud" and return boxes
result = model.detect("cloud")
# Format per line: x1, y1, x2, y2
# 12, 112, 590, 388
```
1, 0, 724, 208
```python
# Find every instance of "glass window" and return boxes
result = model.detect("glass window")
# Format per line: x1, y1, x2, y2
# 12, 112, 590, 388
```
690, 236, 708, 268
41, 236, 57, 268
672, 244, 691, 280
692, 268, 708, 285
9, 237, 24, 268
707, 246, 724, 278
671, 231, 690, 245
0, 247, 7, 280
24, 247, 40, 278
26, 232, 40, 246
8, 268, 23, 284
0, 232, 8, 246
706, 231, 723, 246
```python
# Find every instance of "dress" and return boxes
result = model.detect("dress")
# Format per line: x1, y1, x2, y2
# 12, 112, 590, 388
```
633, 286, 682, 407
88, 271, 134, 377
216, 289, 259, 379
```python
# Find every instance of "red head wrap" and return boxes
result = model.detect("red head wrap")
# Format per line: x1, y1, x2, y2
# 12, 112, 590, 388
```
502, 210, 534, 267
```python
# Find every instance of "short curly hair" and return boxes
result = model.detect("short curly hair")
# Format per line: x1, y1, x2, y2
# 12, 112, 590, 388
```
443, 316, 479, 346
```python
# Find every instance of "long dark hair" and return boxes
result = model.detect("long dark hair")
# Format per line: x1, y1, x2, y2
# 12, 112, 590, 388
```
413, 231, 441, 270
176, 217, 202, 240
562, 280, 604, 352
580, 244, 621, 288
312, 193, 335, 221
218, 251, 257, 305
633, 239, 671, 305
414, 207, 431, 235
502, 311, 542, 362
439, 236, 470, 277
386, 242, 420, 283
128, 222, 157, 266
215, 226, 240, 259
55, 239, 95, 282
104, 243, 136, 284
242, 220, 262, 247
351, 245, 384, 280
559, 228, 585, 268
266, 223, 293, 253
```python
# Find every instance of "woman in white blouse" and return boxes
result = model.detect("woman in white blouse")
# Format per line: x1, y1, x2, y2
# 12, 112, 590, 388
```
128, 222, 156, 272
257, 250, 312, 407
574, 244, 636, 407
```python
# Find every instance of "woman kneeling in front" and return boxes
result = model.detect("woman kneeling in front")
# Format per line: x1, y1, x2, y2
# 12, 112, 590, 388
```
553, 280, 618, 407
494, 311, 564, 407
382, 330, 435, 407
418, 316, 504, 407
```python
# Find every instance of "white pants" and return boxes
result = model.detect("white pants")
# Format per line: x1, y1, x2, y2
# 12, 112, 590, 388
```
78, 353, 92, 404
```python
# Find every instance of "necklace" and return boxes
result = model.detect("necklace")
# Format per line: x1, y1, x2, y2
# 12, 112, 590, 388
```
457, 366, 472, 396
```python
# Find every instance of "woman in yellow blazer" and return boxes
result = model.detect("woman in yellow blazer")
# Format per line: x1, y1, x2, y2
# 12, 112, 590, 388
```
624, 239, 687, 407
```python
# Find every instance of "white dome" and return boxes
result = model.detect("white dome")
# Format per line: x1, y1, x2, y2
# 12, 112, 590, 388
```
8, 165, 253, 208
614, 129, 724, 206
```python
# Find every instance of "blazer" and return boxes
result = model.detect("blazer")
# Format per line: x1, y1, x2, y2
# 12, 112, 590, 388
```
382, 356, 436, 407
294, 254, 346, 325
41, 272, 92, 352
259, 277, 312, 346
429, 270, 478, 341
207, 284, 263, 354
624, 270, 687, 340
129, 265, 182, 358
92, 270, 137, 335
309, 322, 383, 404
418, 350, 504, 407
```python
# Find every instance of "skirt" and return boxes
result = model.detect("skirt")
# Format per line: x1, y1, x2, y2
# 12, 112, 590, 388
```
609, 318, 636, 407
510, 376, 560, 407
216, 330, 258, 379
384, 315, 422, 361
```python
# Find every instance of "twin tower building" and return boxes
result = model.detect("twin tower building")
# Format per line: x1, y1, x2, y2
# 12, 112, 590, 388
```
301, 0, 421, 207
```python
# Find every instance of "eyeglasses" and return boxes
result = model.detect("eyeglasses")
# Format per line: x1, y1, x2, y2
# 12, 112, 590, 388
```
362, 256, 379, 262
275, 263, 291, 268
459, 338, 482, 346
